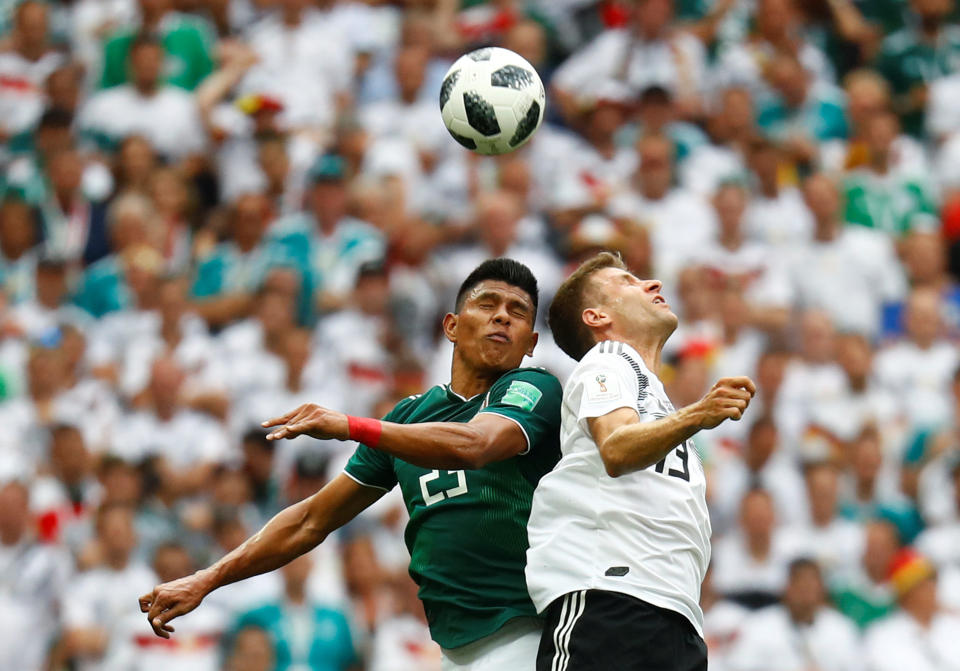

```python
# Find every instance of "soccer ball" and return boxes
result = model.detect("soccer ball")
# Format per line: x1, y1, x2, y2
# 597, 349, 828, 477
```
439, 47, 546, 156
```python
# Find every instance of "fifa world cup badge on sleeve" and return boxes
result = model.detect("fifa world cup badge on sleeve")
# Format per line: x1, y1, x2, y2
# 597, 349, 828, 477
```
501, 380, 543, 412
586, 371, 620, 402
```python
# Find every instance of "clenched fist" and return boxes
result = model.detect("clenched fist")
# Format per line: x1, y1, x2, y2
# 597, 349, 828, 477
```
693, 377, 756, 430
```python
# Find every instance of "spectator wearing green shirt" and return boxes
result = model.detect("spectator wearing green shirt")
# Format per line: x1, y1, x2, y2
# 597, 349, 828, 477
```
843, 110, 939, 236
756, 53, 849, 168
830, 519, 899, 628
99, 0, 215, 91
875, 0, 960, 135
230, 553, 360, 671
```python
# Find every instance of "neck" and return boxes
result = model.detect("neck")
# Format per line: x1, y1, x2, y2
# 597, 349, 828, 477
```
105, 552, 129, 571
720, 231, 741, 250
760, 179, 778, 198
746, 534, 770, 559
449, 353, 505, 400
605, 331, 664, 376
135, 82, 158, 97
909, 603, 936, 628
855, 477, 875, 501
814, 221, 837, 242
0, 528, 24, 546
285, 585, 307, 605
870, 154, 890, 174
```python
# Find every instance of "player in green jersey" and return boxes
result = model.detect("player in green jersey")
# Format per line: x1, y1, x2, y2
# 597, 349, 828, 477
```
138, 258, 562, 670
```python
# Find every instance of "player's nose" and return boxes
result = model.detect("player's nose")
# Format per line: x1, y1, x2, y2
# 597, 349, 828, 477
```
644, 279, 663, 294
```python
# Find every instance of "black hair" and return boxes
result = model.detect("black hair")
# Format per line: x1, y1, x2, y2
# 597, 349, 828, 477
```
787, 557, 822, 580
241, 428, 274, 451
454, 258, 538, 317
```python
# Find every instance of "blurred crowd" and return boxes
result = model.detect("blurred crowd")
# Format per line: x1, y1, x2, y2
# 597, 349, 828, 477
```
2, 0, 960, 669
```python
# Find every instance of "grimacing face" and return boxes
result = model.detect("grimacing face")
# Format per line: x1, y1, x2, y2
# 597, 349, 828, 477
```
585, 266, 678, 339
444, 280, 538, 376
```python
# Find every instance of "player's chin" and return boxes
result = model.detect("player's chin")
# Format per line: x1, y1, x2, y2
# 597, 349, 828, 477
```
479, 344, 525, 370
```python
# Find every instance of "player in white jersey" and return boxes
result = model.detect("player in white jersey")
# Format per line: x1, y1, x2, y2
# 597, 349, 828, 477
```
526, 252, 755, 671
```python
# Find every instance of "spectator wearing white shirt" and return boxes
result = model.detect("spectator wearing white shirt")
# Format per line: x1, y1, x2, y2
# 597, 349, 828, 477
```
0, 1, 65, 139
109, 356, 233, 495
552, 0, 706, 122
700, 565, 749, 671
743, 138, 813, 250
79, 36, 206, 161
874, 288, 959, 428
789, 173, 906, 336
608, 134, 716, 297
369, 574, 442, 671
712, 488, 800, 608
864, 548, 960, 671
0, 479, 73, 670
61, 503, 158, 671
916, 460, 960, 569
693, 181, 793, 331
726, 558, 862, 671
710, 416, 808, 533
5, 256, 92, 339
781, 462, 866, 581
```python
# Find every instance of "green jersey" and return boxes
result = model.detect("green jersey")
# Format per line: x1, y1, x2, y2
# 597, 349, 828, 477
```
344, 367, 562, 649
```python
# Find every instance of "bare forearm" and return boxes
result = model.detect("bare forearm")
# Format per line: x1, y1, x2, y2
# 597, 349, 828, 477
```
600, 406, 702, 477
378, 422, 490, 469
200, 498, 324, 592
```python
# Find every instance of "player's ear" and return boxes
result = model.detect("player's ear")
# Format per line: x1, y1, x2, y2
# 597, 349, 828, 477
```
525, 331, 539, 357
582, 307, 610, 329
442, 313, 458, 344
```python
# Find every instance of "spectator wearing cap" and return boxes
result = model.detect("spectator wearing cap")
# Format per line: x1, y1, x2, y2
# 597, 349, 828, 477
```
79, 35, 207, 161
0, 1, 65, 141
787, 174, 905, 336
864, 548, 960, 671
725, 558, 862, 671
0, 478, 73, 670
98, 0, 215, 92
271, 153, 386, 316
552, 0, 707, 122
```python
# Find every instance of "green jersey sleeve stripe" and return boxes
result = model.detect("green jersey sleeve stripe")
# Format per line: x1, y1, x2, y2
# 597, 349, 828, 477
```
342, 469, 391, 492
479, 410, 532, 455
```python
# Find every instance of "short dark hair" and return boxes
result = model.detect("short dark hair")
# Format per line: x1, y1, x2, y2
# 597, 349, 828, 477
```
548, 252, 627, 361
788, 557, 822, 581
454, 258, 539, 318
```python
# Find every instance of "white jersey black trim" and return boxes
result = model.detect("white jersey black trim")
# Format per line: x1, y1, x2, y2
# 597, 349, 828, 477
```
599, 340, 648, 403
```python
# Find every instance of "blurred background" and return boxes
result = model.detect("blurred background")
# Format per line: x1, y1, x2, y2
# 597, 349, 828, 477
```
1, 0, 960, 669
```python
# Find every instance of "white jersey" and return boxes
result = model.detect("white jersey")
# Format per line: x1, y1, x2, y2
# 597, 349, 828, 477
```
525, 340, 711, 635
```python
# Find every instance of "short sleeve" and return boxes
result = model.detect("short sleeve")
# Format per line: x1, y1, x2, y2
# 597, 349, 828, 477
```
477, 368, 562, 456
570, 353, 641, 432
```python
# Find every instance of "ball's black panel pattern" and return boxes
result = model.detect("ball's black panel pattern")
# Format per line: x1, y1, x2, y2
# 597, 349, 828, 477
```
449, 130, 477, 150
468, 48, 492, 61
509, 100, 540, 147
491, 65, 534, 91
463, 91, 501, 136
439, 69, 459, 109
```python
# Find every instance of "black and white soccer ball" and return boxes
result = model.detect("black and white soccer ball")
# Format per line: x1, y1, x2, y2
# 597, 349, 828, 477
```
439, 47, 546, 156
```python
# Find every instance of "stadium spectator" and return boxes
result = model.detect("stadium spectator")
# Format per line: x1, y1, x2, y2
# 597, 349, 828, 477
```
743, 138, 813, 250
231, 552, 359, 671
0, 478, 72, 670
61, 503, 158, 671
0, 197, 40, 302
788, 174, 905, 336
864, 548, 960, 671
725, 558, 862, 671
831, 518, 900, 628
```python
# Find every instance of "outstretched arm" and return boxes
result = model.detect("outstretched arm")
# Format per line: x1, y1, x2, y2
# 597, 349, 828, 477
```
263, 408, 529, 470
138, 474, 384, 638
590, 377, 756, 478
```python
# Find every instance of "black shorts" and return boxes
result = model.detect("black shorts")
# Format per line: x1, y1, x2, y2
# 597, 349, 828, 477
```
536, 590, 708, 671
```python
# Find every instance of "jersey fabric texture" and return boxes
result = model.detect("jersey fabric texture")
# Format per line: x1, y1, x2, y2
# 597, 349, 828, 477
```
344, 367, 562, 649
536, 590, 707, 671
525, 340, 711, 636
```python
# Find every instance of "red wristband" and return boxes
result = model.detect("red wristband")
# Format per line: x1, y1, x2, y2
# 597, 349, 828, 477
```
347, 416, 383, 448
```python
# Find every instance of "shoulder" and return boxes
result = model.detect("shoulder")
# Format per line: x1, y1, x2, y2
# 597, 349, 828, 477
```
493, 366, 561, 391
382, 388, 435, 422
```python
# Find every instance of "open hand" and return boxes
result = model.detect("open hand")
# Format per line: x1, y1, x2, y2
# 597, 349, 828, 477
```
262, 403, 349, 441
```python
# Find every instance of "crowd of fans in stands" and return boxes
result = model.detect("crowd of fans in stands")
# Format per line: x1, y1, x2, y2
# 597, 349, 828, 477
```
2, 0, 960, 668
